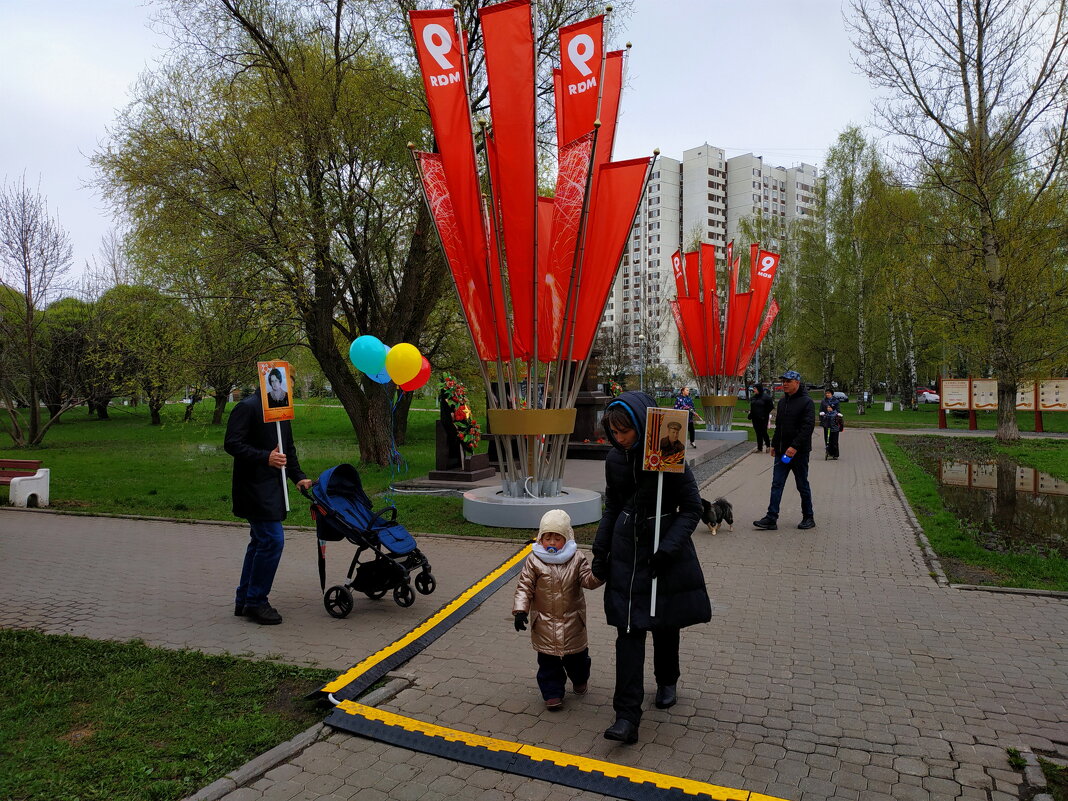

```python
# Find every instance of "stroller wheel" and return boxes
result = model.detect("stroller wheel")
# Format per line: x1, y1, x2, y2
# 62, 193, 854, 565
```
324, 585, 354, 618
414, 572, 436, 595
393, 582, 416, 608
363, 588, 388, 600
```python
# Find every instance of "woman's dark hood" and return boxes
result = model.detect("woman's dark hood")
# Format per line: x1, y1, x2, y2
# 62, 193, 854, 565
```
604, 390, 657, 451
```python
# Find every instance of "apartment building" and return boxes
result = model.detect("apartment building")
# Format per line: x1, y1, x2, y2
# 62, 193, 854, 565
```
601, 144, 818, 380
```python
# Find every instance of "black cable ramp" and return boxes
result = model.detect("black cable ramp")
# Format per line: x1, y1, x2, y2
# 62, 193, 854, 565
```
317, 542, 786, 801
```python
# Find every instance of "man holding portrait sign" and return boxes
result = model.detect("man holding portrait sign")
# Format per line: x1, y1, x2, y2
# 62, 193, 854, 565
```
223, 361, 313, 625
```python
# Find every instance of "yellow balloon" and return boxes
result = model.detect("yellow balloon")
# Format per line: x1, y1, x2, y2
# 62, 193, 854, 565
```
385, 343, 422, 385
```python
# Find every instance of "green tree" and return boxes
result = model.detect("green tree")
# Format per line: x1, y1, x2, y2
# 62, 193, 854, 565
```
97, 286, 196, 426
849, 0, 1068, 440
0, 176, 76, 446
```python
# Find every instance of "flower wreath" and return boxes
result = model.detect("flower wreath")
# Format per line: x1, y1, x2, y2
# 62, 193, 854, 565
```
609, 380, 623, 397
439, 372, 481, 452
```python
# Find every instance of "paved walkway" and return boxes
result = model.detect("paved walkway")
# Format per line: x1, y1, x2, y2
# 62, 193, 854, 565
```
2, 431, 1066, 800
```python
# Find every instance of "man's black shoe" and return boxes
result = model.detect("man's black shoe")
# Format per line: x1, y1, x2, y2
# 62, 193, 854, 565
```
234, 603, 245, 616
753, 517, 777, 530
797, 517, 816, 530
654, 684, 677, 709
603, 718, 639, 743
246, 603, 283, 625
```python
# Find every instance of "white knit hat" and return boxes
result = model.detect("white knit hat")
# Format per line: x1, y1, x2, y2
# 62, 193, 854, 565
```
537, 508, 574, 542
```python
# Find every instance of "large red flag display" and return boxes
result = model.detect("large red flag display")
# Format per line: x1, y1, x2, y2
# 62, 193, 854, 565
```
481, 0, 536, 358
595, 49, 625, 167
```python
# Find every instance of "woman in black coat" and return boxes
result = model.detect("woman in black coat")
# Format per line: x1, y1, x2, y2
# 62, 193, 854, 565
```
591, 391, 712, 743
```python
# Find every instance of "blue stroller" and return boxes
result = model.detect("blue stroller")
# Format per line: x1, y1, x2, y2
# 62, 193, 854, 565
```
306, 464, 436, 618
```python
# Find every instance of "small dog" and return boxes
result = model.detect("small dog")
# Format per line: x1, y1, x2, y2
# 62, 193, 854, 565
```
700, 497, 734, 535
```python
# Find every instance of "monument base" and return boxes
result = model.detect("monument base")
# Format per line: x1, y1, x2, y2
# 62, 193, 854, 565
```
428, 453, 495, 482
463, 486, 602, 528
696, 430, 749, 445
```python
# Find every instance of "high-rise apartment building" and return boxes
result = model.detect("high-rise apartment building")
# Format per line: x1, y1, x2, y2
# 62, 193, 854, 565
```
601, 144, 818, 380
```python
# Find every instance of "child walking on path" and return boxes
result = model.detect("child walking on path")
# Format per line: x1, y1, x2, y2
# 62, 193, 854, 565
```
513, 509, 603, 710
823, 409, 843, 460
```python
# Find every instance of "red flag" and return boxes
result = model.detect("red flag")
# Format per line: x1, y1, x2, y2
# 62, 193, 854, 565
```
699, 244, 720, 374
410, 9, 489, 346
558, 16, 604, 145
739, 248, 780, 367
553, 68, 564, 151
674, 298, 707, 377
671, 250, 686, 299
736, 298, 780, 375
415, 152, 495, 359
481, 0, 536, 358
569, 157, 652, 360
540, 131, 595, 361
669, 300, 700, 378
596, 50, 625, 166
723, 291, 752, 377
749, 242, 759, 283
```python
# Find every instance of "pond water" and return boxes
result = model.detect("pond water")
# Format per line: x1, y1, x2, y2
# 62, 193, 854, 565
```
927, 456, 1068, 559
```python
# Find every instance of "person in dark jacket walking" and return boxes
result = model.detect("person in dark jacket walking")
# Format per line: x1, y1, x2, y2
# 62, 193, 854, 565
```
592, 391, 712, 744
818, 389, 840, 452
753, 370, 816, 531
747, 383, 774, 452
225, 390, 313, 625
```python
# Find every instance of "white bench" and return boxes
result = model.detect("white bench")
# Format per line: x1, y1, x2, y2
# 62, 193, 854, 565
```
1, 459, 50, 507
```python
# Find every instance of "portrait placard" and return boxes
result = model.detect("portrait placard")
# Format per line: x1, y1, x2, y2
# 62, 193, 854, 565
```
258, 361, 295, 422
1039, 379, 1068, 411
940, 379, 970, 410
642, 408, 689, 473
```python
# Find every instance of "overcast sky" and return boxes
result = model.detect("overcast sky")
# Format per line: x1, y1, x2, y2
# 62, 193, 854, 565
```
0, 0, 880, 281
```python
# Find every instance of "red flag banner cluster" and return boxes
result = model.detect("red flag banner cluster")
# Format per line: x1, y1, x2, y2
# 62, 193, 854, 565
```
410, 1, 651, 366
670, 241, 781, 378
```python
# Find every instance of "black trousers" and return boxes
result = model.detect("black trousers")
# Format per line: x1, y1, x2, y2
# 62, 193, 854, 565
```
613, 627, 680, 724
687, 415, 696, 445
536, 649, 591, 700
827, 430, 840, 458
753, 420, 771, 450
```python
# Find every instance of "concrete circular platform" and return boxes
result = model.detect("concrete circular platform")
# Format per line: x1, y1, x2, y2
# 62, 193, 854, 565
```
462, 486, 602, 527
696, 429, 749, 444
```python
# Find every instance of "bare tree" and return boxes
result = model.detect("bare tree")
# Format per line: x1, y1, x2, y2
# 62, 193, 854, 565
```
0, 175, 77, 446
848, 0, 1068, 441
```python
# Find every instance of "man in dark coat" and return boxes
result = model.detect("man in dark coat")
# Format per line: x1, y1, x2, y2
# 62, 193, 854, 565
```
747, 383, 774, 452
225, 389, 313, 624
754, 370, 816, 531
592, 391, 711, 744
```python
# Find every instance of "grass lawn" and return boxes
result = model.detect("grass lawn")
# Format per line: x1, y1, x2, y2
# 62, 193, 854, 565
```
876, 433, 1068, 591
0, 629, 333, 801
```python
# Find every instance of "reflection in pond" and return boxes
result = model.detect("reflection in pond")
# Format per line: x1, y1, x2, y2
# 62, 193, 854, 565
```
932, 457, 1068, 559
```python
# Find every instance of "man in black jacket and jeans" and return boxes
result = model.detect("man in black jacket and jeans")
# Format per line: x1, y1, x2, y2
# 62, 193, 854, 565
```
225, 389, 313, 624
754, 370, 816, 531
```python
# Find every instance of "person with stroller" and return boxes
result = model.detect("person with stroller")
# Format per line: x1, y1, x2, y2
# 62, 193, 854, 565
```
225, 387, 313, 625
818, 389, 840, 454
747, 383, 773, 452
512, 509, 603, 711
753, 370, 816, 531
673, 386, 700, 447
592, 391, 711, 744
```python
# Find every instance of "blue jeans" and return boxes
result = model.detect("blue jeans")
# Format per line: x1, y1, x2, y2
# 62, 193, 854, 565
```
766, 452, 814, 520
236, 520, 285, 608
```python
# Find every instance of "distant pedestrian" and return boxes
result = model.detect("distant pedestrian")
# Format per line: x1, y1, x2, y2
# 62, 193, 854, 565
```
753, 370, 816, 531
512, 509, 603, 711
823, 408, 843, 460
592, 391, 711, 744
818, 389, 839, 451
747, 384, 773, 452
673, 386, 699, 447
225, 389, 314, 625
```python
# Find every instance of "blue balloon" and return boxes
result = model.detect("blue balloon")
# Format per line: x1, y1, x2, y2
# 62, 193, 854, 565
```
369, 367, 392, 384
349, 335, 387, 374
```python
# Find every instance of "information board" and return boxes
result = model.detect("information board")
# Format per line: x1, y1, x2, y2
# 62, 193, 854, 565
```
940, 379, 970, 410
970, 379, 997, 410
1038, 379, 1068, 411
1015, 382, 1037, 411
939, 461, 969, 487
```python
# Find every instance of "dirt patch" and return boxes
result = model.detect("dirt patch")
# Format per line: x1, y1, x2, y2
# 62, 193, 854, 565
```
59, 725, 97, 745
938, 556, 1010, 586
263, 679, 324, 720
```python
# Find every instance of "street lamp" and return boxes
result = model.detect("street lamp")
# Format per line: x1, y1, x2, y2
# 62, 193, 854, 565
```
638, 333, 645, 393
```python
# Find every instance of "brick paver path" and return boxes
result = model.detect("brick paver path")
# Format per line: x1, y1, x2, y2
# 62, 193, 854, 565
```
2, 430, 1066, 800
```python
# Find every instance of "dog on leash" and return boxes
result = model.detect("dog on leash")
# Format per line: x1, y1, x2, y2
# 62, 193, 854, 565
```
700, 497, 734, 535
